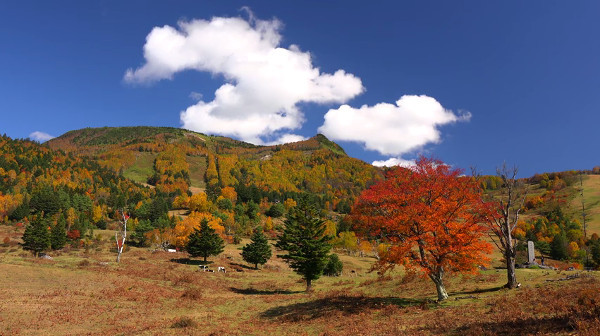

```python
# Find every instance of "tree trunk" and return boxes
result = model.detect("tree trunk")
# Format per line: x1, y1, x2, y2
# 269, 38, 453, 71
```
203, 255, 207, 263
429, 271, 449, 301
255, 263, 258, 270
505, 250, 518, 289
306, 278, 312, 292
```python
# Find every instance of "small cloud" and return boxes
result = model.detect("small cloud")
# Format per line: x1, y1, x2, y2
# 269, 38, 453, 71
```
319, 95, 470, 157
372, 157, 416, 167
189, 91, 203, 101
263, 133, 307, 146
29, 131, 55, 142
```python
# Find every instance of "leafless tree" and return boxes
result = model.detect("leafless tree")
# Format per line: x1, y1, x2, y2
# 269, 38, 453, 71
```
115, 209, 129, 263
479, 163, 527, 289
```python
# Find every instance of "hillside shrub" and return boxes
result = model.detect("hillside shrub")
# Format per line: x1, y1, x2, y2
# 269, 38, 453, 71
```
323, 253, 343, 276
170, 317, 197, 329
266, 203, 285, 218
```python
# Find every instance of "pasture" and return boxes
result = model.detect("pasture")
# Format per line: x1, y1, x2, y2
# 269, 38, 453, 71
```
1, 224, 599, 335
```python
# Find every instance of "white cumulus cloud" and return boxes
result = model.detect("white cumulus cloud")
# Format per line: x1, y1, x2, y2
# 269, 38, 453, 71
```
318, 95, 470, 160
29, 131, 55, 142
125, 15, 363, 144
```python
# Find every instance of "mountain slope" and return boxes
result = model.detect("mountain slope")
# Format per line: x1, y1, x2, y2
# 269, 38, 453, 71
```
0, 134, 154, 228
47, 127, 382, 210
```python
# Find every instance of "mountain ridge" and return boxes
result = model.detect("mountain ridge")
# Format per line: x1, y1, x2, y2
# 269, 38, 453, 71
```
46, 126, 381, 210
47, 126, 347, 157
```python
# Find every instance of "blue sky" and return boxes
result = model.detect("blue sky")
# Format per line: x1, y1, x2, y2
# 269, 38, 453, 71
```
1, 1, 599, 176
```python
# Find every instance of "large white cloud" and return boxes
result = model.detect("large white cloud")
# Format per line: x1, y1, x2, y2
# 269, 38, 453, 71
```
125, 15, 363, 144
318, 95, 470, 163
29, 131, 55, 142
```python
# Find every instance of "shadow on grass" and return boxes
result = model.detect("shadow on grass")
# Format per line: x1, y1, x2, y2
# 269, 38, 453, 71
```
436, 316, 573, 335
260, 295, 425, 322
170, 258, 213, 266
229, 262, 256, 270
452, 285, 505, 296
229, 287, 303, 295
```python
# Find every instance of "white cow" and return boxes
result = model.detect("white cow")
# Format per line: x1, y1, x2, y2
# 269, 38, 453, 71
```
217, 267, 226, 273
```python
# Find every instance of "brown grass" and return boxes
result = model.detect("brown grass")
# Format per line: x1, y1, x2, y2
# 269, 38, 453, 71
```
1, 224, 600, 335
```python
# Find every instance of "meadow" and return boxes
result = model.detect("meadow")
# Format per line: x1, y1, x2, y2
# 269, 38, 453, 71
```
1, 225, 600, 335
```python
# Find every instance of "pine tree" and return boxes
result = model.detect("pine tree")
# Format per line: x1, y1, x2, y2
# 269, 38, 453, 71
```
131, 219, 153, 247
551, 231, 569, 260
22, 216, 51, 257
241, 229, 272, 269
275, 198, 332, 291
186, 219, 225, 262
50, 214, 67, 250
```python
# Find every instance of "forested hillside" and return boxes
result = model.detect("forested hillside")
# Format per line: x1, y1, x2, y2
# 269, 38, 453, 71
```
0, 128, 382, 252
479, 170, 600, 267
0, 134, 157, 243
48, 127, 382, 212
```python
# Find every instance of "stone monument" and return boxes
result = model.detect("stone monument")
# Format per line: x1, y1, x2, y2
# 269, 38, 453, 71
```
527, 240, 535, 264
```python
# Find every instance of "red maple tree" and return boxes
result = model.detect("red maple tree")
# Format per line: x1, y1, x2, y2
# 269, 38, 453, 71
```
351, 157, 492, 301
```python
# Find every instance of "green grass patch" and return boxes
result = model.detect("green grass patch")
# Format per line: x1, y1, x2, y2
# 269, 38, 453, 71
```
187, 155, 207, 188
122, 152, 156, 183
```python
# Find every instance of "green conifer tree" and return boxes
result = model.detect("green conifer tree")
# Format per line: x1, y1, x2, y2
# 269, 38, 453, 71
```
22, 216, 51, 257
131, 219, 153, 247
551, 231, 569, 260
276, 198, 332, 291
50, 214, 67, 250
323, 253, 343, 276
186, 219, 225, 262
241, 229, 272, 269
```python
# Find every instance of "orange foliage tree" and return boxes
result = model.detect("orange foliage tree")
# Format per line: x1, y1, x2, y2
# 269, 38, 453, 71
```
351, 157, 491, 301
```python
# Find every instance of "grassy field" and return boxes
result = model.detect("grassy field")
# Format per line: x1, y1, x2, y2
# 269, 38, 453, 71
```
1, 224, 599, 335
570, 175, 600, 236
186, 155, 207, 189
122, 152, 157, 184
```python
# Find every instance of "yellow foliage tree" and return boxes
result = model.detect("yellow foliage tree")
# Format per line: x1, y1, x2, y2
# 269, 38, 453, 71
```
334, 231, 359, 255
146, 227, 175, 250
283, 198, 297, 210
264, 216, 274, 231
66, 207, 77, 231
323, 220, 337, 240
172, 194, 189, 209
189, 193, 210, 213
358, 240, 373, 257
173, 212, 225, 249
568, 241, 580, 259
92, 205, 104, 224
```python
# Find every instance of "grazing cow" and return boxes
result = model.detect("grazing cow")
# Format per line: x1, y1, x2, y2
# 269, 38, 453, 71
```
217, 267, 226, 273
199, 265, 209, 272
167, 249, 177, 253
